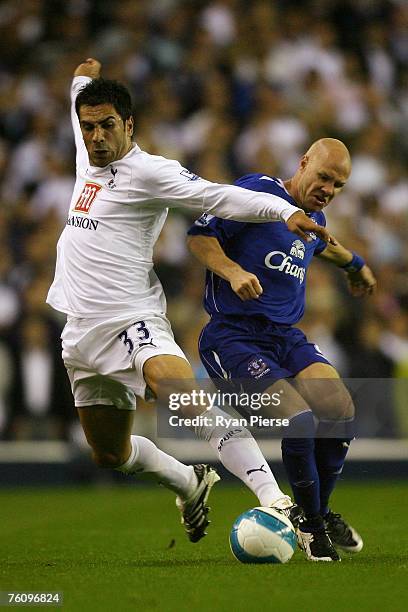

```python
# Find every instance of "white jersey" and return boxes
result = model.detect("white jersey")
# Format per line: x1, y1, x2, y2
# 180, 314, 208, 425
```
47, 77, 301, 320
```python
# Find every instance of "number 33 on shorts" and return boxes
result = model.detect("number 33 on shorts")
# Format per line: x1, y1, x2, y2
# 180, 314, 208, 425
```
118, 320, 156, 355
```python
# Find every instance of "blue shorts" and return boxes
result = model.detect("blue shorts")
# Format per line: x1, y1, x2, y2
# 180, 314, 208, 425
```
198, 315, 331, 392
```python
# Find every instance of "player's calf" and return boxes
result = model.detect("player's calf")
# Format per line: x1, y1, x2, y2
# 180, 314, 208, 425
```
295, 373, 355, 422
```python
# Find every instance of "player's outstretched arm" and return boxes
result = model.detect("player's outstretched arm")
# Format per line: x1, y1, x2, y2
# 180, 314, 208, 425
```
74, 58, 101, 79
71, 58, 101, 168
144, 157, 338, 235
187, 235, 263, 301
316, 240, 377, 296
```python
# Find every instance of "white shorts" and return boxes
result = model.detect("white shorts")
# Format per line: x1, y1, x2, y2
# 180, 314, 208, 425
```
61, 314, 187, 410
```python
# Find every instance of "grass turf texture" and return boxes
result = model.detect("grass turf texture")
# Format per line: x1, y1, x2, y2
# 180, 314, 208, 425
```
0, 482, 407, 611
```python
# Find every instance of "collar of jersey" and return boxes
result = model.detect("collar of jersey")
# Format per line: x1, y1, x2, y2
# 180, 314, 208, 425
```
275, 177, 304, 211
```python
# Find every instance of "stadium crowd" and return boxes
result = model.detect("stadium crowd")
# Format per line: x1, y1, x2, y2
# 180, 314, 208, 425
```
0, 0, 406, 441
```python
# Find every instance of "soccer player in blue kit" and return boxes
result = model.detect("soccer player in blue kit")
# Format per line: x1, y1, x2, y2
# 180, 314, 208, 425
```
187, 138, 377, 561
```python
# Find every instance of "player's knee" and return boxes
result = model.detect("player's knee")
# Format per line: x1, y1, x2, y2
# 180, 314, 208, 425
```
313, 392, 355, 420
275, 398, 310, 419
341, 400, 355, 420
326, 399, 355, 420
92, 450, 127, 468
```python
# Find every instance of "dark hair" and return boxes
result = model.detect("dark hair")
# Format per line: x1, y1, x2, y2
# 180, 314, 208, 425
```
75, 78, 133, 122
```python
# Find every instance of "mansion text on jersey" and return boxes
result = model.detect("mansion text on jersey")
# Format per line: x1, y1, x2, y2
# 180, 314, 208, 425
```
67, 215, 99, 231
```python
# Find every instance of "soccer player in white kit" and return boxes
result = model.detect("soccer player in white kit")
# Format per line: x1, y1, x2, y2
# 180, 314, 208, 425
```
47, 59, 333, 542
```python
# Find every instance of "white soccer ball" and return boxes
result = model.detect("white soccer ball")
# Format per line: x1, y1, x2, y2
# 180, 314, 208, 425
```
229, 507, 297, 564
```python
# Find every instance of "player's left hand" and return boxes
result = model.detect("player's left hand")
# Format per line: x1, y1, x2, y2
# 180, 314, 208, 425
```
74, 58, 101, 79
285, 211, 337, 245
346, 264, 377, 297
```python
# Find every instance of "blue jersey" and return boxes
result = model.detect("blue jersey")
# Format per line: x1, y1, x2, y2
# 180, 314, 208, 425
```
187, 173, 327, 325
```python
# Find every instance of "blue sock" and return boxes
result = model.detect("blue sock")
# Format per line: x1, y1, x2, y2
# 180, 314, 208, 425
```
315, 419, 355, 517
281, 411, 322, 529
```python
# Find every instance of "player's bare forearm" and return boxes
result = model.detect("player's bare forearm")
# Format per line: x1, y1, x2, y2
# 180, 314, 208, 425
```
187, 235, 242, 280
74, 58, 101, 79
317, 240, 376, 296
316, 240, 353, 266
187, 235, 263, 300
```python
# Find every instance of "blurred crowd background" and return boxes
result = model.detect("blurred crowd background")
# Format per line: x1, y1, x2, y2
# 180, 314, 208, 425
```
0, 0, 407, 442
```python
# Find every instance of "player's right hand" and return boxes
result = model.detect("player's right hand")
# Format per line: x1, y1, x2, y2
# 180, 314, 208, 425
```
286, 211, 337, 245
229, 269, 263, 301
74, 58, 101, 79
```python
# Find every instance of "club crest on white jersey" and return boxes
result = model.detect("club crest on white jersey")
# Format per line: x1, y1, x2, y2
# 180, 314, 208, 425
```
105, 166, 118, 189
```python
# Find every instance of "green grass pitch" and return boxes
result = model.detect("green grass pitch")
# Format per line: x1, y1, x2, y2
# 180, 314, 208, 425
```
0, 481, 407, 611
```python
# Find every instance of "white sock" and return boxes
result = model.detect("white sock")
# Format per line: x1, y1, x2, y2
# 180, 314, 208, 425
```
208, 434, 284, 506
196, 406, 285, 506
116, 435, 197, 499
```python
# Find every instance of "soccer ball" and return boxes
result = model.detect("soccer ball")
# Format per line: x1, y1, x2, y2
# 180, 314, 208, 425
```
229, 507, 297, 564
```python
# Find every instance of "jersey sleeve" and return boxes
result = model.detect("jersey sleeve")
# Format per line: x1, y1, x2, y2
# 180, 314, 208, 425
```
187, 213, 245, 245
140, 156, 301, 223
313, 212, 328, 255
71, 76, 91, 171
